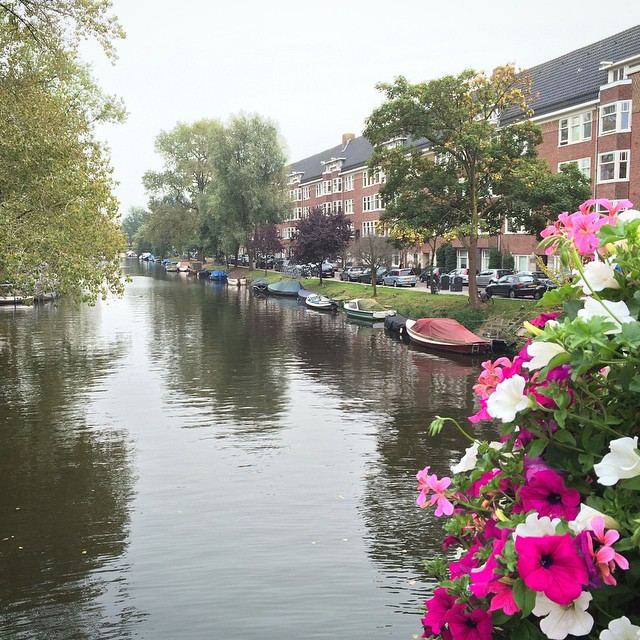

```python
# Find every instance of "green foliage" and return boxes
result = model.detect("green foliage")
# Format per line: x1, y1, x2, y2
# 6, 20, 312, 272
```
0, 2, 127, 302
502, 253, 515, 270
443, 245, 457, 273
488, 248, 503, 269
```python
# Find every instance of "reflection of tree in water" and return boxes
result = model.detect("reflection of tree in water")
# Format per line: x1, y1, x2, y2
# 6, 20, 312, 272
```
0, 302, 141, 639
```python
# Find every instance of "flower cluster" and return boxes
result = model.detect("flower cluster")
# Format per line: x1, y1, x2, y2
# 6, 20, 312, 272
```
416, 199, 640, 640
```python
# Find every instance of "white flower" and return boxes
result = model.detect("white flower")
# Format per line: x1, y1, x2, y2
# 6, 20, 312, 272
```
577, 297, 634, 334
486, 375, 530, 423
600, 616, 640, 640
524, 341, 567, 371
617, 209, 640, 223
594, 436, 640, 486
573, 260, 620, 294
514, 513, 560, 539
533, 592, 593, 640
569, 504, 618, 533
451, 442, 479, 474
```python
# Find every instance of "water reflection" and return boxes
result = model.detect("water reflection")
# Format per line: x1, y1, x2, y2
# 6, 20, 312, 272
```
0, 262, 491, 639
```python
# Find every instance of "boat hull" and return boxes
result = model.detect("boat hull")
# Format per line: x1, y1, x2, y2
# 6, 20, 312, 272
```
405, 319, 490, 355
305, 294, 337, 311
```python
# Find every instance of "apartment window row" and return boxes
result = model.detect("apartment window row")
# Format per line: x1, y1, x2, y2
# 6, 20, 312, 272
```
362, 221, 377, 236
558, 101, 631, 147
362, 194, 382, 212
362, 169, 385, 188
281, 227, 296, 240
290, 188, 302, 201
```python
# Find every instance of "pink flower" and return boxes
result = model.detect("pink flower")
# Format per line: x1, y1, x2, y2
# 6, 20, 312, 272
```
529, 311, 562, 329
416, 465, 432, 507
426, 474, 454, 517
515, 534, 589, 605
488, 580, 520, 616
518, 469, 581, 521
445, 603, 493, 640
422, 587, 456, 635
584, 516, 629, 586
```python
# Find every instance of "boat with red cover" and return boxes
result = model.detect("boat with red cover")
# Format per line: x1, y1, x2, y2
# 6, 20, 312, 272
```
404, 317, 491, 355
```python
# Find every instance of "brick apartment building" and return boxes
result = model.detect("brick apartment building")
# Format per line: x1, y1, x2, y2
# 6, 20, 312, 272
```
280, 25, 640, 272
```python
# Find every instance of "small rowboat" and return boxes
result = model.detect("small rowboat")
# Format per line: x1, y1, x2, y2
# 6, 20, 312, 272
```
305, 293, 338, 311
343, 298, 396, 321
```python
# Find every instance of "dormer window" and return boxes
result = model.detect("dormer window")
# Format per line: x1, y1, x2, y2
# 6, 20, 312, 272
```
608, 67, 627, 83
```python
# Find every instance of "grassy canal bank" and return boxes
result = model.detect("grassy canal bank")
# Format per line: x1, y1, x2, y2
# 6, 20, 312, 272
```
243, 268, 546, 348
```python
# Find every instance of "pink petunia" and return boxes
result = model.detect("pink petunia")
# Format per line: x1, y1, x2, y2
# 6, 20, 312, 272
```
515, 534, 589, 605
584, 516, 629, 586
427, 474, 454, 517
445, 603, 493, 640
518, 469, 581, 521
488, 580, 520, 616
416, 465, 432, 507
422, 587, 456, 635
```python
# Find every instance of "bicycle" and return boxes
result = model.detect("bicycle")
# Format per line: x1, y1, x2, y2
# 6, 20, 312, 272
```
478, 289, 494, 304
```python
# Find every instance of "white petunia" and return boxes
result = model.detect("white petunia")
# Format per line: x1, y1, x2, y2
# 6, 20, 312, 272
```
568, 504, 618, 533
577, 297, 634, 334
514, 512, 560, 539
486, 375, 530, 423
524, 341, 567, 371
572, 260, 620, 294
593, 436, 640, 486
533, 592, 593, 640
451, 442, 479, 474
600, 616, 640, 640
617, 209, 640, 223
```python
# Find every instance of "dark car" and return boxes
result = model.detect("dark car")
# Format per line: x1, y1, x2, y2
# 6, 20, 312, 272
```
357, 267, 389, 284
340, 266, 364, 281
486, 274, 547, 299
419, 267, 443, 284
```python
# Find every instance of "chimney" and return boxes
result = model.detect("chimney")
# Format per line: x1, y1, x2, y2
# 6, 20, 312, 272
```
342, 133, 355, 146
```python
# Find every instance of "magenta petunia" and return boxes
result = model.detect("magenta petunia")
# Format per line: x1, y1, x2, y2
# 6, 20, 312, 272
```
422, 587, 456, 635
518, 469, 581, 520
515, 534, 589, 605
445, 603, 493, 640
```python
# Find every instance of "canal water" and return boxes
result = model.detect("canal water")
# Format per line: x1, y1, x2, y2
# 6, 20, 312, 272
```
0, 260, 490, 639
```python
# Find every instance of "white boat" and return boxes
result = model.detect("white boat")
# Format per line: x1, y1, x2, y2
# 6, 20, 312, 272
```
227, 272, 248, 286
305, 293, 338, 311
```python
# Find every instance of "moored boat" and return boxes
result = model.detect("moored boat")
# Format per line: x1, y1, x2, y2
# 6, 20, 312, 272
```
404, 317, 491, 355
267, 280, 303, 296
209, 270, 228, 281
227, 272, 247, 286
251, 277, 269, 293
305, 293, 338, 311
343, 298, 396, 320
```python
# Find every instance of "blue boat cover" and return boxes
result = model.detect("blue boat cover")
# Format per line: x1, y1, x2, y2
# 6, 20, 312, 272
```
267, 281, 303, 295
209, 270, 227, 280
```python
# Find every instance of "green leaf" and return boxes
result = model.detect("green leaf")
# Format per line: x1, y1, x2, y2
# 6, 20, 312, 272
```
553, 429, 576, 447
511, 578, 536, 616
527, 437, 548, 459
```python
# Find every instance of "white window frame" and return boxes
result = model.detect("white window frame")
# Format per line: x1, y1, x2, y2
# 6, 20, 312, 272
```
293, 207, 302, 220
332, 177, 342, 193
362, 171, 372, 187
457, 250, 468, 269
480, 249, 490, 271
315, 183, 324, 198
362, 221, 377, 236
302, 186, 310, 200
597, 150, 630, 183
344, 198, 354, 214
343, 175, 354, 191
599, 101, 631, 135
558, 157, 591, 179
558, 112, 592, 146
513, 255, 530, 272
362, 194, 382, 212
333, 199, 343, 213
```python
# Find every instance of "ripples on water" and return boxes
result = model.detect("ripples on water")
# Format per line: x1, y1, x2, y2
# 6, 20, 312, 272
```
0, 262, 490, 639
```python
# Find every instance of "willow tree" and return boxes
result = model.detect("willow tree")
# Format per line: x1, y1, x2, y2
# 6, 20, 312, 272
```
364, 66, 590, 308
0, 1, 127, 302
208, 113, 290, 263
142, 119, 224, 260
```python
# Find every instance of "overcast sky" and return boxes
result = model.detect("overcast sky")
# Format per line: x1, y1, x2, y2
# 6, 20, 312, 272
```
83, 1, 640, 215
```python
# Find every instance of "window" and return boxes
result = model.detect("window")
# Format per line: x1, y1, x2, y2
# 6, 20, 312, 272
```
600, 101, 631, 135
333, 199, 343, 213
505, 217, 527, 234
362, 221, 377, 236
322, 202, 332, 215
302, 186, 310, 200
558, 157, 591, 179
344, 175, 354, 191
302, 206, 309, 218
332, 177, 342, 193
323, 180, 332, 194
513, 255, 530, 272
608, 67, 627, 83
480, 249, 490, 271
457, 250, 468, 269
598, 150, 629, 182
362, 171, 372, 187
293, 207, 302, 220
282, 227, 296, 240
362, 170, 385, 187
315, 183, 324, 198
362, 194, 382, 212
344, 198, 354, 214
558, 112, 592, 146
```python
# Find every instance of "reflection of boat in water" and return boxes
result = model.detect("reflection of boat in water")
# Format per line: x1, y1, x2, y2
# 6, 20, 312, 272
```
267, 281, 303, 296
405, 318, 490, 355
305, 293, 338, 311
343, 298, 396, 320
227, 272, 247, 286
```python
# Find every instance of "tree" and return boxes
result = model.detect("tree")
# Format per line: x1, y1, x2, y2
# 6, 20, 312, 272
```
294, 207, 352, 285
0, 2, 128, 302
121, 206, 147, 247
142, 120, 224, 260
248, 224, 282, 274
348, 234, 394, 297
364, 66, 591, 308
208, 113, 290, 265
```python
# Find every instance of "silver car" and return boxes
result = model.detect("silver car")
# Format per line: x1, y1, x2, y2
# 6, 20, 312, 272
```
476, 269, 514, 287
382, 268, 417, 287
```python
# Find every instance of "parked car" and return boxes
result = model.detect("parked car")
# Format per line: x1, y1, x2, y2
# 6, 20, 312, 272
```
485, 274, 547, 299
419, 267, 444, 284
382, 268, 417, 287
357, 267, 389, 284
446, 268, 477, 285
476, 269, 514, 287
340, 266, 364, 281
